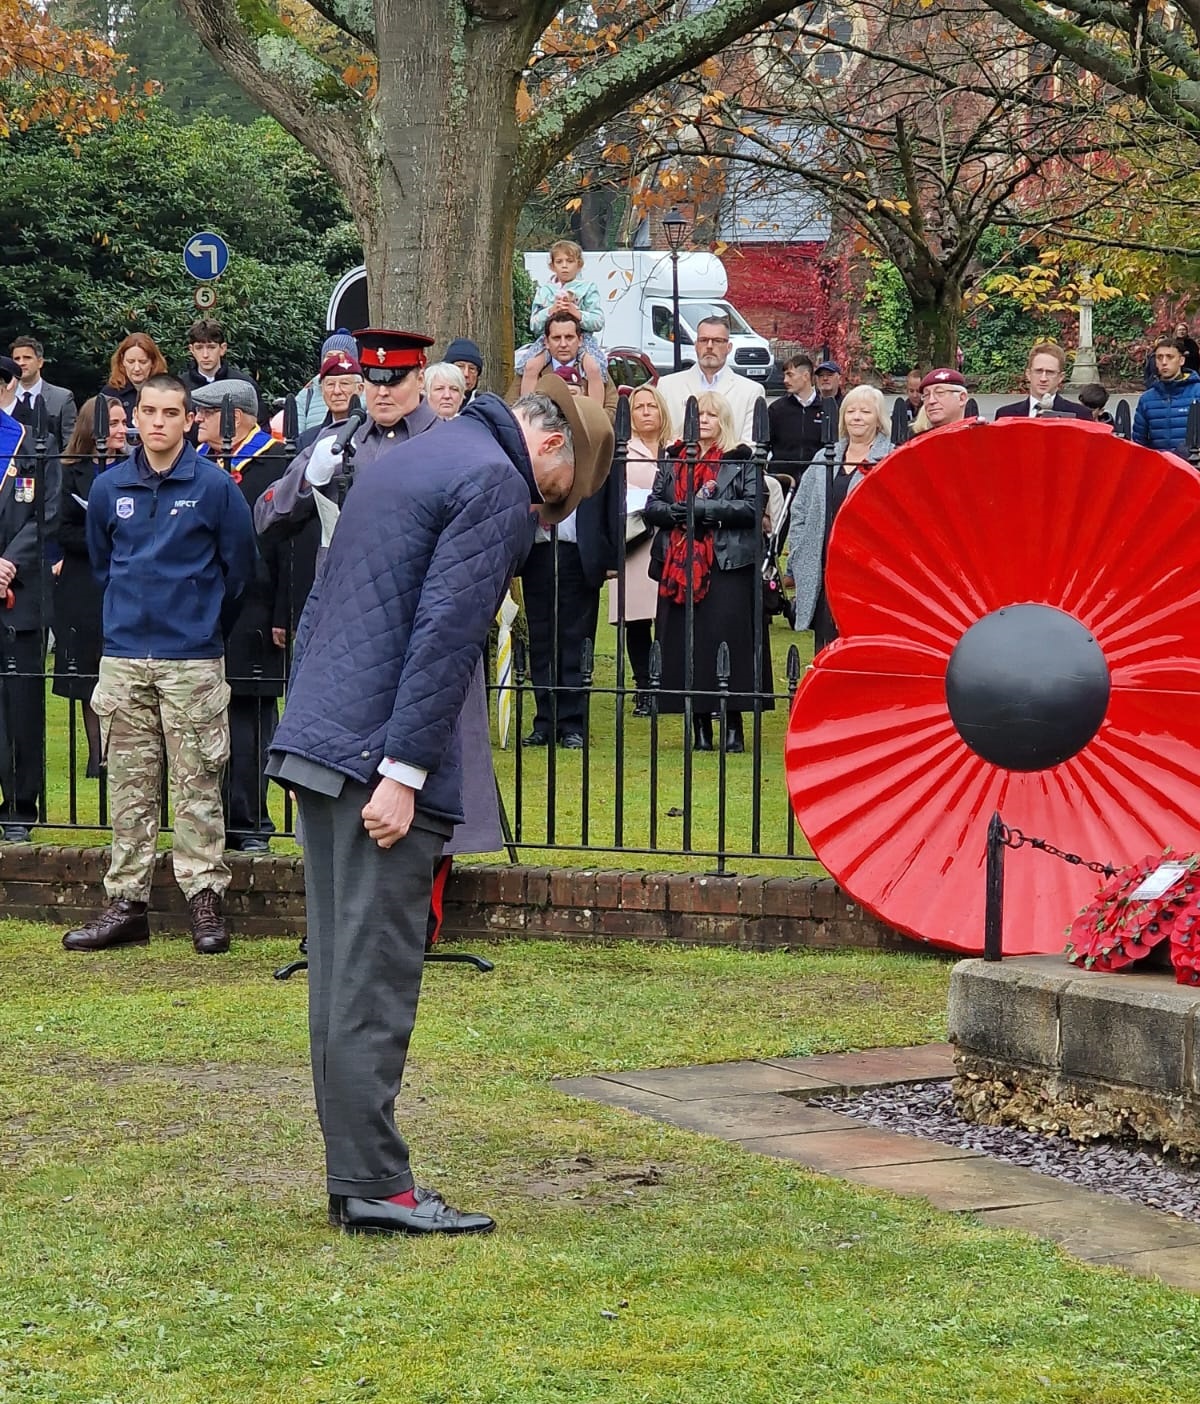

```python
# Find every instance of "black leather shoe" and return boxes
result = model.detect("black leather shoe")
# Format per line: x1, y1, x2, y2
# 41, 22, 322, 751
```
341, 1186, 495, 1236
692, 716, 713, 752
632, 695, 652, 717
2, 823, 31, 843
521, 730, 550, 747
238, 837, 271, 854
63, 899, 150, 952
328, 1194, 344, 1228
188, 888, 230, 955
559, 732, 585, 750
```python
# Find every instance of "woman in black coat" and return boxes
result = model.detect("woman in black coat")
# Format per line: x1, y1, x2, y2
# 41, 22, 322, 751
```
643, 390, 774, 752
52, 395, 128, 776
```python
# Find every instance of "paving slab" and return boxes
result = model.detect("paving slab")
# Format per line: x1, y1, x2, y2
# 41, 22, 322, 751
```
839, 1156, 1075, 1212
761, 1043, 955, 1090
596, 1061, 839, 1101
1088, 1244, 1200, 1292
977, 1191, 1200, 1262
552, 1075, 682, 1119
738, 1125, 984, 1172
555, 1044, 1200, 1291
641, 1093, 852, 1139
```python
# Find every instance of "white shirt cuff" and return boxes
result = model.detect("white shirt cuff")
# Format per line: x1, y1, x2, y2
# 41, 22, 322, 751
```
378, 758, 427, 790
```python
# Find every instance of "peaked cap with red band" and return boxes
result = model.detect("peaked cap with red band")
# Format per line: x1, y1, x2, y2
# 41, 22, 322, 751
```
354, 328, 434, 371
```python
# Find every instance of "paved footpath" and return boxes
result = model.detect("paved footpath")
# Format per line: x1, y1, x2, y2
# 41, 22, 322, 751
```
556, 1044, 1200, 1292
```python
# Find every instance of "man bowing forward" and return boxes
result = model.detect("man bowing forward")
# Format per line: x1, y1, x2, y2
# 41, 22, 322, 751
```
268, 374, 613, 1237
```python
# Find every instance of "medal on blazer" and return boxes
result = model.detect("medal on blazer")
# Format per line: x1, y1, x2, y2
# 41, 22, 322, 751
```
0, 413, 27, 497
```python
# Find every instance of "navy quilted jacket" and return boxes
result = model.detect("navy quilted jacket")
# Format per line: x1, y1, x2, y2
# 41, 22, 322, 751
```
270, 394, 539, 825
1133, 372, 1200, 452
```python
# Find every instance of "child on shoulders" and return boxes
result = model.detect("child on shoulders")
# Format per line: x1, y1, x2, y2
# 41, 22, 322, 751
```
515, 240, 607, 379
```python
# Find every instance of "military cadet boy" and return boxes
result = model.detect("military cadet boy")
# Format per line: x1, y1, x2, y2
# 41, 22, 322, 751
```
64, 374, 258, 955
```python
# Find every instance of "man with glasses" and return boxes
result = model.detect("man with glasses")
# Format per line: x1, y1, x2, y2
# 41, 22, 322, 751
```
918, 367, 971, 430
995, 343, 1091, 420
295, 349, 365, 451
255, 329, 437, 544
657, 314, 766, 443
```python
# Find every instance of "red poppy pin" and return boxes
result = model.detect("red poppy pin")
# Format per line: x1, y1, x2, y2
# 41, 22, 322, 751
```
786, 419, 1200, 956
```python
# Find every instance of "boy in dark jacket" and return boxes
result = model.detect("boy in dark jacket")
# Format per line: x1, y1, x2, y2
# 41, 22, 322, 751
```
64, 374, 257, 956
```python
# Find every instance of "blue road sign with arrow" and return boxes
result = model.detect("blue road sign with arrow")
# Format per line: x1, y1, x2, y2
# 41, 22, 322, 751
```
183, 232, 230, 281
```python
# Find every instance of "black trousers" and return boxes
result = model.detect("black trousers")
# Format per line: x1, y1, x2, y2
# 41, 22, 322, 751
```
296, 781, 448, 1197
225, 694, 278, 839
625, 619, 653, 691
0, 630, 45, 824
523, 540, 601, 735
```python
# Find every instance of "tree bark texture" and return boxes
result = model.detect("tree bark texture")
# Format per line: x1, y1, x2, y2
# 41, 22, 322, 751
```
364, 2, 531, 382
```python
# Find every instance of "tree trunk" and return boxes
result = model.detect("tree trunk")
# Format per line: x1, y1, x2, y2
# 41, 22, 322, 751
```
361, 3, 531, 386
909, 281, 962, 370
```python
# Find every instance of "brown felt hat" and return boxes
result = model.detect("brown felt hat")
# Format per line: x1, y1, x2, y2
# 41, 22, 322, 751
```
532, 372, 614, 525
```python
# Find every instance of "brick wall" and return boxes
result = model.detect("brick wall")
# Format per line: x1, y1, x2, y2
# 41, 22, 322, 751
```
1, 845, 912, 952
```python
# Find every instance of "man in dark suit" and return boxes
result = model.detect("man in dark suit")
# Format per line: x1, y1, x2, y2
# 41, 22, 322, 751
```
0, 355, 62, 842
10, 336, 77, 449
995, 343, 1092, 420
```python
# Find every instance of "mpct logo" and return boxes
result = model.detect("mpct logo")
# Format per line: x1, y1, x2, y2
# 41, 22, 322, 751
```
116, 496, 135, 520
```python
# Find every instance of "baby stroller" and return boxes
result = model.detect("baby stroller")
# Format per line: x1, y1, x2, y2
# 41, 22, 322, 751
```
762, 471, 797, 626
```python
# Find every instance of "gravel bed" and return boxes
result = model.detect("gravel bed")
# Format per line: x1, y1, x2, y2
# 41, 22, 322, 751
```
811, 1080, 1200, 1223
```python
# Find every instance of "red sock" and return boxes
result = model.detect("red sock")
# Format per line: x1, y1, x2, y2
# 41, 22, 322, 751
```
385, 1188, 418, 1207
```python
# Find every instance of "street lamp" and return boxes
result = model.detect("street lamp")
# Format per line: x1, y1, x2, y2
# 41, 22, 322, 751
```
662, 207, 689, 372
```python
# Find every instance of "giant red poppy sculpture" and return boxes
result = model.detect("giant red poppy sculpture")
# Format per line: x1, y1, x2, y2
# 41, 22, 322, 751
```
785, 418, 1200, 955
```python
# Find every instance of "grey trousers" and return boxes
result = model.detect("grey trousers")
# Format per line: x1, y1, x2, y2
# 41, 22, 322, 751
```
296, 780, 448, 1198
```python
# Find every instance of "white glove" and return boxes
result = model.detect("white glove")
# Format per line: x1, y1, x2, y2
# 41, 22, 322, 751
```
305, 436, 340, 487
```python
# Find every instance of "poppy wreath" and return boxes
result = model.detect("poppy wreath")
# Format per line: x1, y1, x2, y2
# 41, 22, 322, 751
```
785, 419, 1200, 956
1065, 851, 1200, 974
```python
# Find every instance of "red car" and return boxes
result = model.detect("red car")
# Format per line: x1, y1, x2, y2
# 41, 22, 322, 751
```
606, 347, 658, 396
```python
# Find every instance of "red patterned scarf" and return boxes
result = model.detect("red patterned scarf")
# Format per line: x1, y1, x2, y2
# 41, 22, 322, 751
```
659, 442, 721, 605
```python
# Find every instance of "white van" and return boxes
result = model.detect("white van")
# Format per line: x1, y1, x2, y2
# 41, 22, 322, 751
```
522, 249, 774, 381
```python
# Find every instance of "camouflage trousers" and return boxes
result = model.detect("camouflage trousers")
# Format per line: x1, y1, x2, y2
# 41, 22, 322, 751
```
91, 657, 232, 903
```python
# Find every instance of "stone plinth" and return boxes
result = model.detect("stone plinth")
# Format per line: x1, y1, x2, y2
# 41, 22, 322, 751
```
949, 955, 1200, 1158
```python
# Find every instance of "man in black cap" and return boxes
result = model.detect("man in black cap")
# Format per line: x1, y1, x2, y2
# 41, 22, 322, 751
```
0, 355, 61, 842
444, 338, 483, 405
255, 329, 437, 542
192, 379, 291, 853
814, 359, 844, 406
269, 378, 613, 1237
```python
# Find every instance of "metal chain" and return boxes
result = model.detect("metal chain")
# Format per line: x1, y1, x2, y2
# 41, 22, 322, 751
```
997, 823, 1116, 877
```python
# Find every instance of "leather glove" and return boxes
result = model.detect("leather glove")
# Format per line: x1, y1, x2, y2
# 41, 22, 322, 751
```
669, 503, 688, 527
304, 437, 340, 488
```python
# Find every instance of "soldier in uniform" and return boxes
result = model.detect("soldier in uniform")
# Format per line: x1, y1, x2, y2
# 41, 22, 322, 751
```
0, 355, 61, 842
62, 374, 257, 955
254, 328, 437, 544
192, 378, 291, 853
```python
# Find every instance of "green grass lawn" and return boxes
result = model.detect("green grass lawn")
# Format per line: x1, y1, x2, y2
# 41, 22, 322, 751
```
3, 924, 1199, 1402
38, 606, 818, 874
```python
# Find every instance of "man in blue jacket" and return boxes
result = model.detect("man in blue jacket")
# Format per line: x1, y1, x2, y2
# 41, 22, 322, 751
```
63, 374, 257, 956
268, 376, 613, 1238
1133, 337, 1200, 453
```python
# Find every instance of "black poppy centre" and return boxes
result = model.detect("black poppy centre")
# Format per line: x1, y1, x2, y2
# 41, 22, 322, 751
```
944, 605, 1111, 772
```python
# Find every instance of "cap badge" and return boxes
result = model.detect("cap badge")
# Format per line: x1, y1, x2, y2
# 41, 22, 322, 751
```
376, 347, 387, 364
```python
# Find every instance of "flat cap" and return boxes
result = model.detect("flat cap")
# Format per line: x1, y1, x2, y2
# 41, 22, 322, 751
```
190, 378, 258, 415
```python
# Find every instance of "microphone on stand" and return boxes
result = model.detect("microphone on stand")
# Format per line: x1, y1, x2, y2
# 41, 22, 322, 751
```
332, 398, 366, 454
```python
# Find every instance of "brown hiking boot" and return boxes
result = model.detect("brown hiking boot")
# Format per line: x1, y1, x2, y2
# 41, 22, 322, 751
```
188, 888, 230, 955
63, 899, 150, 952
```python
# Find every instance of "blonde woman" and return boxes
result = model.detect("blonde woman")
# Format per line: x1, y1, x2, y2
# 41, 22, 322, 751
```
643, 390, 774, 752
788, 383, 894, 651
611, 383, 670, 714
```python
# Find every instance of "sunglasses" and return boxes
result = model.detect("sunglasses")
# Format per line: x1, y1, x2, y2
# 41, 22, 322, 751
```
364, 366, 417, 386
